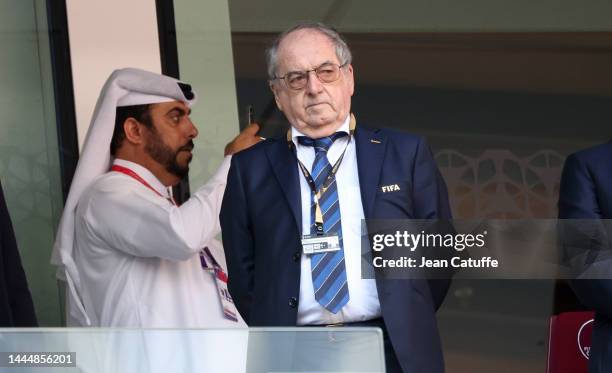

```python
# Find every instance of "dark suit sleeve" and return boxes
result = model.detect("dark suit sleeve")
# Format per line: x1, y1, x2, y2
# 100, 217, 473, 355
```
412, 137, 452, 221
559, 154, 602, 219
559, 153, 612, 318
220, 157, 254, 323
412, 137, 453, 310
0, 182, 37, 326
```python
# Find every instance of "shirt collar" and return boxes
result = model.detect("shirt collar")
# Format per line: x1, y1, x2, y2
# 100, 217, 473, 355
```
291, 115, 350, 146
112, 158, 171, 198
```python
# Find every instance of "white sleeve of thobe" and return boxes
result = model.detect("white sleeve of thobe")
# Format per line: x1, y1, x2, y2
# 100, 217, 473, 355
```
170, 155, 232, 250
85, 156, 232, 261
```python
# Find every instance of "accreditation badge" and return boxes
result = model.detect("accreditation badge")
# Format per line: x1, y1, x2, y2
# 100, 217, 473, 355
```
211, 267, 239, 322
201, 248, 238, 322
301, 233, 341, 255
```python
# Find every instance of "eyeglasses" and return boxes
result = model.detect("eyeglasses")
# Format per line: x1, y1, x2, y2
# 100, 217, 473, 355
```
273, 62, 348, 90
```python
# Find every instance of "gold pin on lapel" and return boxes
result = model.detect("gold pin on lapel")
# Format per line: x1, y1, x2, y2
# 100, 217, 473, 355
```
370, 139, 381, 144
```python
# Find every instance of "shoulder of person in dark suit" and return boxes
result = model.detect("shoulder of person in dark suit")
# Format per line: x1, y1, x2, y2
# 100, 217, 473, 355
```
559, 142, 612, 319
0, 182, 38, 327
559, 142, 612, 219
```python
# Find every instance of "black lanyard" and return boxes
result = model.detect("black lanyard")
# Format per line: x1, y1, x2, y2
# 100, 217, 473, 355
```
290, 134, 352, 235
296, 137, 350, 194
286, 114, 358, 235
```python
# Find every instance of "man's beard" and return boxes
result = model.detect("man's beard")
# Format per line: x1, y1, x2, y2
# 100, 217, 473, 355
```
144, 128, 194, 179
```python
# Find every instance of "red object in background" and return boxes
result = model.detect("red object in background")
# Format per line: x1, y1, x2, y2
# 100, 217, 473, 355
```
547, 311, 595, 373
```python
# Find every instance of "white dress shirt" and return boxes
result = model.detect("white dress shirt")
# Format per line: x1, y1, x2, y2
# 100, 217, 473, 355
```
292, 116, 381, 325
73, 158, 245, 327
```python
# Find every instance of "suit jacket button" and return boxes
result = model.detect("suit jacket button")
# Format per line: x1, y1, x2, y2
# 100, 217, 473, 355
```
289, 297, 298, 308
292, 252, 301, 262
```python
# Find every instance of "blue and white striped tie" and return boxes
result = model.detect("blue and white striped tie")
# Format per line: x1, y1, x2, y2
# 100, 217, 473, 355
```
298, 133, 350, 313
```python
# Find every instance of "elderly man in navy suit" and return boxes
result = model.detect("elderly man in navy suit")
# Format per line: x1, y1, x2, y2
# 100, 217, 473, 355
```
559, 142, 612, 373
221, 22, 452, 372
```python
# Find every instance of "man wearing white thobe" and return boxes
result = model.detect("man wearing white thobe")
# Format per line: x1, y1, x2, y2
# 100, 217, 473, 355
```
52, 68, 260, 328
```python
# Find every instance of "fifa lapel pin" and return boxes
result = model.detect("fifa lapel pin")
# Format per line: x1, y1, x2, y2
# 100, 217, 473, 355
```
381, 184, 401, 193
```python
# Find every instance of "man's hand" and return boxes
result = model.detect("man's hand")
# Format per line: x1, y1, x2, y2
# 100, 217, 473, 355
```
224, 123, 263, 156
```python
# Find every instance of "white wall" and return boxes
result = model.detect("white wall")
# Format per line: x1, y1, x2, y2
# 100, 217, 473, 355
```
65, 0, 161, 149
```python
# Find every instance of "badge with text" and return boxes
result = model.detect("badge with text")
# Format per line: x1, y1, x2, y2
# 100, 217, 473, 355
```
302, 234, 341, 255
201, 247, 238, 322
212, 267, 238, 322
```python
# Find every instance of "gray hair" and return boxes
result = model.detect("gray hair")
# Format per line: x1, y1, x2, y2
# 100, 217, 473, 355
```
265, 22, 353, 80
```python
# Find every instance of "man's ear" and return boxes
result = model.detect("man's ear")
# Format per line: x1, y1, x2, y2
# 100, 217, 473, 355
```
269, 81, 283, 111
123, 118, 145, 145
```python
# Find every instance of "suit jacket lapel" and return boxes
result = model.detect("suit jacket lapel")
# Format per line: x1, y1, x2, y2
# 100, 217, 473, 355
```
355, 126, 391, 297
265, 138, 302, 234
355, 126, 386, 219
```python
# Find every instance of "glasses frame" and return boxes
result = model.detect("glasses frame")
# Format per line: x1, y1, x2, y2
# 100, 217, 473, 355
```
272, 62, 349, 90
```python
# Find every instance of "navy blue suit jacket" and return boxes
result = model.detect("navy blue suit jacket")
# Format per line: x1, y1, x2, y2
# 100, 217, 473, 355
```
558, 143, 612, 373
221, 125, 452, 373
0, 182, 37, 326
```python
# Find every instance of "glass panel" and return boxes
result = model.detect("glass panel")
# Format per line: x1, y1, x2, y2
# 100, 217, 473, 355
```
0, 328, 384, 372
173, 0, 240, 189
0, 0, 63, 325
